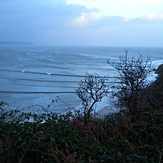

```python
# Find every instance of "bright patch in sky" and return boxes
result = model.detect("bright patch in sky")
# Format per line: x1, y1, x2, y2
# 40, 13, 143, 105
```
71, 12, 101, 27
0, 0, 163, 46
67, 0, 163, 18
142, 14, 163, 21
116, 0, 159, 4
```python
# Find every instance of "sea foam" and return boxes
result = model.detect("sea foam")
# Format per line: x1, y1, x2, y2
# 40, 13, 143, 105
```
74, 70, 158, 118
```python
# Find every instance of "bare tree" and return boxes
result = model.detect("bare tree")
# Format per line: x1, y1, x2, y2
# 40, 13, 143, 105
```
76, 73, 109, 123
107, 50, 153, 113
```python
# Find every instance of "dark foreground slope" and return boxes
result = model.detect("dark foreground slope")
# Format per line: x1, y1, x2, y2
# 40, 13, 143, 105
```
0, 65, 163, 163
0, 100, 163, 162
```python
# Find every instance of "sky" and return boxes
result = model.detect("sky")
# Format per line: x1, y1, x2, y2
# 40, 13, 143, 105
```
0, 0, 163, 47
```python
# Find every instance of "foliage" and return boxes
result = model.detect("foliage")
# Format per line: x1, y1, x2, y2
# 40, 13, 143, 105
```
1, 52, 163, 162
107, 50, 153, 113
0, 101, 163, 162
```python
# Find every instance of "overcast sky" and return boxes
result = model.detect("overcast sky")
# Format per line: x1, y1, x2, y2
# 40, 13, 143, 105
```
0, 0, 163, 46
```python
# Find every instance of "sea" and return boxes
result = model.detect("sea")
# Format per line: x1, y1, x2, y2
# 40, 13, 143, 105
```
0, 45, 163, 114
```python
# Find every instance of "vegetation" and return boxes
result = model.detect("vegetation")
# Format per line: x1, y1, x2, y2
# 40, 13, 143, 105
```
107, 50, 153, 113
0, 101, 163, 162
76, 73, 109, 124
0, 53, 163, 162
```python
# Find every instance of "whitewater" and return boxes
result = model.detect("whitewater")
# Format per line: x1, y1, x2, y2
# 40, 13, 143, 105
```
0, 45, 162, 116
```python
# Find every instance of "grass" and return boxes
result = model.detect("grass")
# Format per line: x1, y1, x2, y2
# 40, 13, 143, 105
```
0, 100, 163, 163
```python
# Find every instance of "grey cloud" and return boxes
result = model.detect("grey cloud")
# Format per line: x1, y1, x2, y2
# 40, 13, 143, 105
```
80, 14, 163, 29
0, 0, 162, 46
89, 15, 126, 28
68, 13, 163, 46
0, 0, 92, 43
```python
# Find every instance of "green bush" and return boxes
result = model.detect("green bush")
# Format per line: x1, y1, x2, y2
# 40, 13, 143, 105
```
0, 103, 163, 162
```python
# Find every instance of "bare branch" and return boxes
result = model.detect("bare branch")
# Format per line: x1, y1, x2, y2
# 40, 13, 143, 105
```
108, 50, 153, 113
76, 73, 109, 123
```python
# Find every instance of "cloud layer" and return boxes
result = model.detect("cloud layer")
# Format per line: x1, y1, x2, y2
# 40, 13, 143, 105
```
0, 0, 162, 46
116, 0, 159, 4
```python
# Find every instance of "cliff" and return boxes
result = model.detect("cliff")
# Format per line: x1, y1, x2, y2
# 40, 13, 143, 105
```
152, 64, 163, 89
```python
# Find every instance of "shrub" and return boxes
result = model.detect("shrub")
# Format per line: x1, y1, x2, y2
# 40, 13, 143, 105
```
76, 73, 109, 123
107, 50, 153, 113
1, 104, 163, 162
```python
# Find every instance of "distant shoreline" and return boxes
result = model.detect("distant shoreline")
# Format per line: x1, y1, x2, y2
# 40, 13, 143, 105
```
0, 41, 33, 45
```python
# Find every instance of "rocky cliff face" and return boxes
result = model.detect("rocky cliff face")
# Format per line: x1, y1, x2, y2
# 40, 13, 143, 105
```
155, 64, 163, 75
152, 64, 163, 89
145, 64, 163, 109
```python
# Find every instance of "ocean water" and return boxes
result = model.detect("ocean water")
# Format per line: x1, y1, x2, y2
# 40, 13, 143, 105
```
0, 45, 162, 114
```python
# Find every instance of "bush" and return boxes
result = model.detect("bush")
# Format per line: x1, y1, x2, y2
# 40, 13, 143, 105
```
0, 104, 163, 162
107, 50, 153, 113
